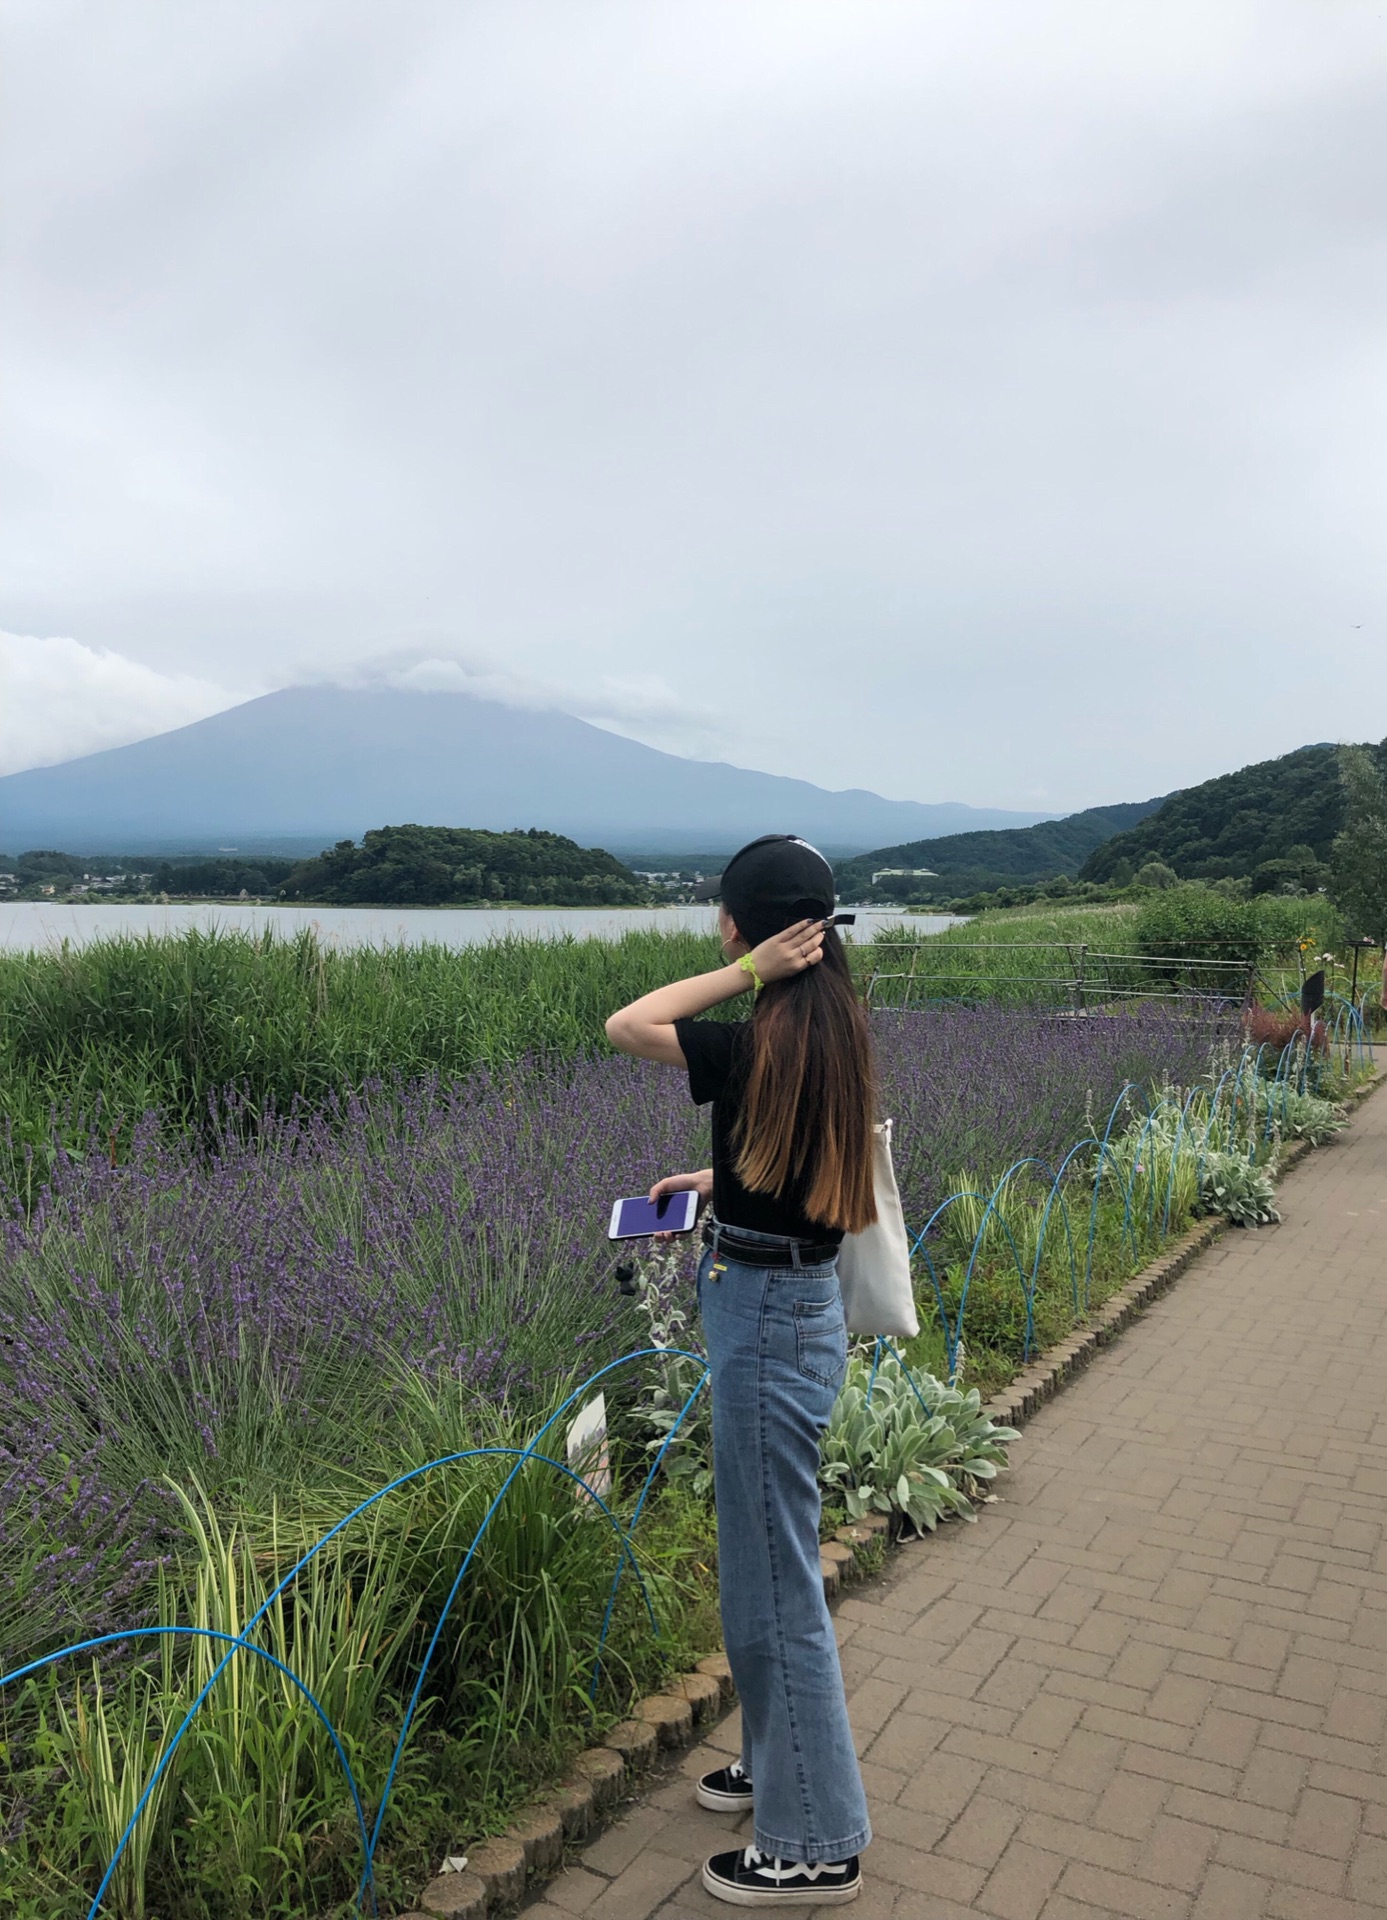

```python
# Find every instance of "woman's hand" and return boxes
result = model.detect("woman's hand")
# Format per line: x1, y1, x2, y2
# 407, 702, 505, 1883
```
648, 1169, 714, 1210
648, 1169, 713, 1241
751, 918, 827, 984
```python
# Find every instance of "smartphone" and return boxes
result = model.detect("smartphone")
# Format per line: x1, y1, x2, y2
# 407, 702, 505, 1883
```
607, 1190, 699, 1239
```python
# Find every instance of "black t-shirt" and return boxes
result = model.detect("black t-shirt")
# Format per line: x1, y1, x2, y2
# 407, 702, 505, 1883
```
673, 1016, 844, 1246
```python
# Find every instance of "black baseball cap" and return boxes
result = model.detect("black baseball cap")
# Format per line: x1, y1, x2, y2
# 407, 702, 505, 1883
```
694, 834, 836, 947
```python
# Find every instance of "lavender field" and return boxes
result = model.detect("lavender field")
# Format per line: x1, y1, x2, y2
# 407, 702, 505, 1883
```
1, 1005, 1228, 1652
0, 1000, 1236, 1917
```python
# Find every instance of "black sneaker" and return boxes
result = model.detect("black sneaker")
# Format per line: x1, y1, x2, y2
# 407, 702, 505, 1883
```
702, 1845, 861, 1906
696, 1760, 755, 1812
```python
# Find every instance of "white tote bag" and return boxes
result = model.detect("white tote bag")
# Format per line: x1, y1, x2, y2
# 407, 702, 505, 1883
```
835, 1119, 920, 1340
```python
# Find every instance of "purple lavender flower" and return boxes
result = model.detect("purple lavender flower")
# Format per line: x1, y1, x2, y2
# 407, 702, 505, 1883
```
0, 1005, 1228, 1661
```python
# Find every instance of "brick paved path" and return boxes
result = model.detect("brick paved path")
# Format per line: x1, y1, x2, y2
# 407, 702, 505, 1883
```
527, 1086, 1387, 1920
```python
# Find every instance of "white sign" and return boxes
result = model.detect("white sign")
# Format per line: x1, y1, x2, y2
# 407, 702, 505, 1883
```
566, 1393, 611, 1504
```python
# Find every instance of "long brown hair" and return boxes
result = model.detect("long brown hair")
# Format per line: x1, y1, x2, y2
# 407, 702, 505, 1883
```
732, 928, 877, 1233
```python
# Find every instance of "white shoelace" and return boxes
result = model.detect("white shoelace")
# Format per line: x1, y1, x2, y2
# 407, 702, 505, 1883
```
740, 1847, 843, 1882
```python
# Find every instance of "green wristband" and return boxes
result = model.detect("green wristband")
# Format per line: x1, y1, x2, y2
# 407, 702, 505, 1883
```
737, 954, 764, 993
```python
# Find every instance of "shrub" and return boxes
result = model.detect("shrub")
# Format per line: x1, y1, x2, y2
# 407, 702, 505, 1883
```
819, 1351, 1017, 1536
873, 1003, 1232, 1218
1262, 1087, 1348, 1146
1196, 1149, 1280, 1227
622, 1241, 713, 1499
1242, 1005, 1321, 1055
1133, 886, 1331, 993
1328, 743, 1387, 943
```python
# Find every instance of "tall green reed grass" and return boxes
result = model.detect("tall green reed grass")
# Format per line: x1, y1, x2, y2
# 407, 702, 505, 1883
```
2, 1425, 721, 1920
864, 904, 1143, 1007
0, 924, 721, 1182
864, 896, 1329, 1009
1, 905, 1326, 1183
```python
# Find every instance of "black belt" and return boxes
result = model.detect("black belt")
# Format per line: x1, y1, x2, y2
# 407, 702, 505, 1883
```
701, 1221, 840, 1269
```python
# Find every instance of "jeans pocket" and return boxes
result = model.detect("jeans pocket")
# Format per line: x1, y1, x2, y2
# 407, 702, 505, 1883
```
794, 1297, 848, 1388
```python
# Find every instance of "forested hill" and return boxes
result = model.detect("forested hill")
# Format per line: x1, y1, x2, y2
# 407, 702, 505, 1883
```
279, 825, 648, 906
837, 798, 1163, 901
1078, 743, 1377, 884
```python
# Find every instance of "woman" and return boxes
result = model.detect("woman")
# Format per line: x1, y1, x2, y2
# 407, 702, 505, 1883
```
606, 834, 875, 1908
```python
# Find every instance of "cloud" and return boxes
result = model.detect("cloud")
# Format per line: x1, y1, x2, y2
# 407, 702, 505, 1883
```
322, 651, 721, 755
3, 5, 1385, 808
0, 632, 718, 785
0, 631, 248, 776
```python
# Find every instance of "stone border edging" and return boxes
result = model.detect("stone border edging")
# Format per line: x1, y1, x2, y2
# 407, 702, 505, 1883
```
399, 1070, 1381, 1918
401, 1524, 892, 1918
979, 1213, 1225, 1432
1345, 1069, 1381, 1106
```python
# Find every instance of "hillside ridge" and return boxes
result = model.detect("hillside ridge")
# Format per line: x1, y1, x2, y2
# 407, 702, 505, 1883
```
1078, 742, 1379, 885
838, 797, 1164, 900
841, 739, 1380, 904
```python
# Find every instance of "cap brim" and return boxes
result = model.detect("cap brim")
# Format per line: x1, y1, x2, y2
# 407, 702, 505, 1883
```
691, 876, 723, 902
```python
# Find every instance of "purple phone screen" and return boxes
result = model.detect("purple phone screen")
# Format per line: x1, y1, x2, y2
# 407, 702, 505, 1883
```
609, 1191, 698, 1238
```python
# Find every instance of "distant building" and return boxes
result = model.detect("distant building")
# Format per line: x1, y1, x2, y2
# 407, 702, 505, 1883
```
871, 867, 937, 884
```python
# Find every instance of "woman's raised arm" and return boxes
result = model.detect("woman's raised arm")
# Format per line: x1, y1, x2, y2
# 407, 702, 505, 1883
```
603, 920, 827, 1064
604, 961, 750, 1063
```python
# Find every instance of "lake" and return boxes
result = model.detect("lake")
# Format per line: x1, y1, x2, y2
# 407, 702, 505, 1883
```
0, 900, 963, 952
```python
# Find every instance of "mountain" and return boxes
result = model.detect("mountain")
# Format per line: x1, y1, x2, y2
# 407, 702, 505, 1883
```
838, 798, 1165, 900
1078, 743, 1368, 884
0, 686, 1054, 856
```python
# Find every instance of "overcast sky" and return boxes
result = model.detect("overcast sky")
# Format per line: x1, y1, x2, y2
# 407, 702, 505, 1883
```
3, 1, 1385, 811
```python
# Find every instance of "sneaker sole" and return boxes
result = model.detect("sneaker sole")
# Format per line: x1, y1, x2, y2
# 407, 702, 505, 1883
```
700, 1863, 861, 1906
696, 1783, 757, 1812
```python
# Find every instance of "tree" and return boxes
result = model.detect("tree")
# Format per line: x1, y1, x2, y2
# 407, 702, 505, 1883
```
1328, 743, 1387, 942
18, 848, 85, 878
1135, 861, 1178, 890
277, 824, 649, 907
1250, 843, 1329, 897
1079, 742, 1343, 883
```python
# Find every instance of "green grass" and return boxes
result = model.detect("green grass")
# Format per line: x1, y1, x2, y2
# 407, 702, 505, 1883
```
860, 895, 1337, 1010
892, 1092, 1194, 1397
0, 924, 723, 1184
0, 899, 1344, 1181
861, 903, 1142, 1006
902, 1187, 1186, 1401
0, 1408, 723, 1920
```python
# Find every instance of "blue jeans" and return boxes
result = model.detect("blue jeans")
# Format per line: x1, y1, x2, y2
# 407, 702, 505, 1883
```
697, 1222, 871, 1864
